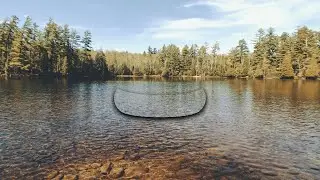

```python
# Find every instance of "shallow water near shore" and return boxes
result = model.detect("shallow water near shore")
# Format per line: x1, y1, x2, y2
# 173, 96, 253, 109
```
0, 78, 319, 179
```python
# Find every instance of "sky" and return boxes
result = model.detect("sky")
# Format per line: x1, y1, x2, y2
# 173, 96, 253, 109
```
1, 0, 320, 53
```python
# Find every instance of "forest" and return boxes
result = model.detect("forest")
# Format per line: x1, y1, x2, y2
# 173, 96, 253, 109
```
1, 15, 319, 80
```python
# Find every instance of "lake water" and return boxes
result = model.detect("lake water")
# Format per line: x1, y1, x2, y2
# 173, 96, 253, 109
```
0, 78, 319, 179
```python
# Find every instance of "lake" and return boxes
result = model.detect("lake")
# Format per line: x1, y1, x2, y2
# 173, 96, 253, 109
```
0, 78, 319, 179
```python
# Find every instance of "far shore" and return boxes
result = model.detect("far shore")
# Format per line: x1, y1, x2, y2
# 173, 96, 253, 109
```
1, 73, 320, 81
116, 74, 320, 80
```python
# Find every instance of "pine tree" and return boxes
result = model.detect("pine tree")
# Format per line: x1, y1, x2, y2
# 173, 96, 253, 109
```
21, 16, 33, 72
0, 19, 8, 74
94, 50, 108, 78
236, 39, 249, 64
266, 27, 279, 68
3, 16, 19, 79
147, 46, 153, 55
70, 30, 81, 72
211, 42, 220, 74
278, 32, 291, 65
292, 26, 318, 76
164, 44, 180, 76
189, 44, 198, 76
234, 39, 249, 76
197, 45, 207, 76
202, 42, 211, 76
81, 30, 92, 73
181, 45, 190, 74
280, 51, 294, 79
43, 18, 60, 72
252, 28, 266, 76
10, 30, 23, 73
305, 50, 319, 79
60, 25, 71, 75
157, 45, 166, 67
225, 47, 238, 77
29, 23, 41, 74
153, 48, 157, 54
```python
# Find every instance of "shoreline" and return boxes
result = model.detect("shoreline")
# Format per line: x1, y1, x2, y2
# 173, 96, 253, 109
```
106, 75, 320, 81
1, 73, 320, 81
38, 147, 310, 180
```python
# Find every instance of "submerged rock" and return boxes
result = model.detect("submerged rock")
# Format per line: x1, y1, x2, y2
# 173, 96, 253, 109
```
47, 170, 59, 179
52, 174, 64, 180
260, 169, 278, 176
109, 167, 124, 178
129, 153, 141, 161
125, 165, 149, 177
90, 163, 102, 169
78, 169, 100, 179
62, 174, 78, 180
100, 162, 112, 174
44, 147, 294, 179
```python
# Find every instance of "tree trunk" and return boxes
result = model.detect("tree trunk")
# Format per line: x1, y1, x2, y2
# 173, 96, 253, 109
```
4, 59, 9, 80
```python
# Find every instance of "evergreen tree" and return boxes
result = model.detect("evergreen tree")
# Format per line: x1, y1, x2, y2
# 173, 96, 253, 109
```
189, 44, 198, 75
211, 42, 220, 74
20, 16, 33, 72
181, 45, 190, 74
197, 45, 207, 76
163, 44, 180, 76
43, 18, 60, 72
278, 32, 291, 64
266, 27, 279, 68
157, 45, 166, 67
1, 14, 320, 80
153, 48, 157, 54
94, 50, 108, 78
292, 26, 318, 75
81, 30, 92, 73
70, 30, 81, 72
280, 51, 294, 79
305, 50, 319, 79
234, 39, 249, 76
3, 16, 19, 79
9, 29, 23, 73
252, 28, 266, 76
147, 46, 153, 55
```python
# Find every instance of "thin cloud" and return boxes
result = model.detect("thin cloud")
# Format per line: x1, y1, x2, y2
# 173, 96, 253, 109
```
140, 0, 320, 52
152, 30, 202, 39
183, 0, 320, 29
158, 18, 239, 30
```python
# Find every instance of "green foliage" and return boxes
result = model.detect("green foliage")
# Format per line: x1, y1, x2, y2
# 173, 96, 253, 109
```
305, 53, 319, 78
280, 51, 295, 79
1, 15, 320, 80
164, 44, 181, 76
10, 30, 23, 70
0, 15, 110, 79
265, 28, 280, 68
252, 29, 266, 71
94, 50, 108, 78
292, 26, 318, 75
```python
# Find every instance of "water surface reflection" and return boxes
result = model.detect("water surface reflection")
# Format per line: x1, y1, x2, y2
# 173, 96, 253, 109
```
0, 79, 319, 179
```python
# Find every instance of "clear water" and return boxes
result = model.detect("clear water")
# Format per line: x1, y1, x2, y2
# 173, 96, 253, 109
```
0, 78, 319, 179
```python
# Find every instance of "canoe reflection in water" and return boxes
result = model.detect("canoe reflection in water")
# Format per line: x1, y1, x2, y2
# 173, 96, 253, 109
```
113, 86, 207, 118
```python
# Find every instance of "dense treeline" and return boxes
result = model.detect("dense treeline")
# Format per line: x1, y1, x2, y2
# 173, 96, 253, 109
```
0, 15, 109, 80
1, 15, 319, 80
105, 27, 320, 79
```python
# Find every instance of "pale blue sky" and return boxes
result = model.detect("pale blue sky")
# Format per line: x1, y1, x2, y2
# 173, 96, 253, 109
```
1, 0, 320, 53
